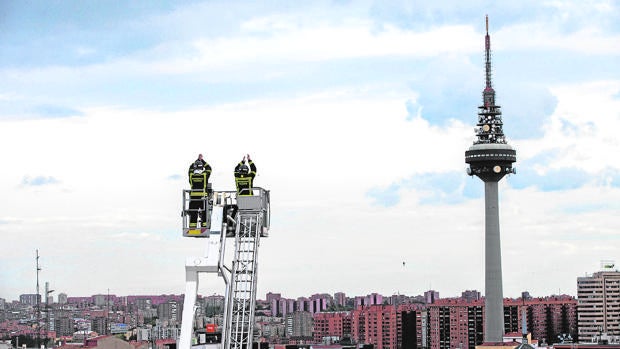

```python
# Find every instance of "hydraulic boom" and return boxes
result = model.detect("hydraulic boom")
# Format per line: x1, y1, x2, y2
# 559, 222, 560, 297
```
179, 188, 270, 349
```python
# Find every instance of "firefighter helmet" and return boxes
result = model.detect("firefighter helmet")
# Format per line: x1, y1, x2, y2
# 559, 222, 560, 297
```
237, 164, 249, 175
193, 160, 205, 174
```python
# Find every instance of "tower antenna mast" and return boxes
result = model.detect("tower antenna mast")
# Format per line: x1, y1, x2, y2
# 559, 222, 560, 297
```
485, 15, 492, 91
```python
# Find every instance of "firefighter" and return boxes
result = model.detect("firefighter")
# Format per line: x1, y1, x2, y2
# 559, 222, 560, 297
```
188, 155, 212, 228
188, 154, 208, 178
234, 154, 257, 196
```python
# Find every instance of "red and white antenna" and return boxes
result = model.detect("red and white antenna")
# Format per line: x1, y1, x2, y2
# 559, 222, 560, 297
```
483, 15, 495, 107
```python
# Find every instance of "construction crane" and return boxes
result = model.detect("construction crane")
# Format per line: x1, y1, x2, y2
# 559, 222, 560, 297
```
178, 185, 270, 349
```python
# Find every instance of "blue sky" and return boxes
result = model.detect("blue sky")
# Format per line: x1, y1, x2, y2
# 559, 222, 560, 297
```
1, 0, 619, 302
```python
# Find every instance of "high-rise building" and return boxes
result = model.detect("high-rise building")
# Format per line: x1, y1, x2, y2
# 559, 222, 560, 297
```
19, 294, 40, 306
157, 300, 183, 325
462, 290, 481, 302
271, 298, 282, 316
522, 295, 577, 344
424, 291, 439, 305
272, 297, 296, 317
334, 292, 347, 308
309, 294, 333, 313
54, 317, 74, 337
91, 316, 108, 335
577, 270, 620, 341
266, 292, 281, 304
285, 311, 313, 338
351, 305, 397, 349
464, 16, 517, 344
428, 299, 482, 349
296, 297, 310, 313
426, 296, 577, 349
313, 311, 351, 343
355, 293, 384, 308
400, 306, 426, 349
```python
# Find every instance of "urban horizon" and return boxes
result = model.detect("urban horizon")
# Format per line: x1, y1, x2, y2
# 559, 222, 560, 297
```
5, 254, 613, 303
4, 269, 618, 348
3, 284, 587, 304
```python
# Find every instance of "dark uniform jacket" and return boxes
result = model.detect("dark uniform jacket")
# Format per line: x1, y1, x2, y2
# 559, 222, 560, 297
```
189, 161, 212, 197
188, 159, 210, 178
234, 160, 257, 196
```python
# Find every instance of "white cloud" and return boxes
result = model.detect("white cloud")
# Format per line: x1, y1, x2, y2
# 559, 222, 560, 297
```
495, 20, 620, 54
2, 1, 620, 302
2, 79, 619, 300
0, 85, 472, 298
517, 80, 620, 173
0, 93, 20, 101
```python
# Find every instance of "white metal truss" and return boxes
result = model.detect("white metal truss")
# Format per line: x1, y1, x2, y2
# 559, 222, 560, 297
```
224, 213, 262, 349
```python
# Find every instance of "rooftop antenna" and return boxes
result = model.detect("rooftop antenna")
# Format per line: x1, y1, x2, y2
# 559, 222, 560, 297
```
107, 288, 110, 335
36, 250, 41, 348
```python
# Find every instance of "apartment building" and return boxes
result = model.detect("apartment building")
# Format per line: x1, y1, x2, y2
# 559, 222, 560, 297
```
313, 311, 351, 343
578, 270, 620, 341
426, 295, 577, 349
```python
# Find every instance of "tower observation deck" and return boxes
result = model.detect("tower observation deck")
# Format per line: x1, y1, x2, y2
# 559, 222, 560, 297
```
464, 16, 516, 344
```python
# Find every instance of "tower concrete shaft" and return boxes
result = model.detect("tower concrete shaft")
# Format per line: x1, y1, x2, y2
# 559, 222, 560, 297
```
484, 181, 504, 343
465, 16, 516, 344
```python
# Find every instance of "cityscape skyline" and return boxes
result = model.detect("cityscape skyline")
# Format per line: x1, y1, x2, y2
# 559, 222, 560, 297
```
2, 284, 590, 348
2, 1, 620, 302
0, 273, 605, 304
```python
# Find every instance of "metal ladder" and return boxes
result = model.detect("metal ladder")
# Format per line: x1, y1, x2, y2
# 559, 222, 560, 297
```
224, 212, 262, 349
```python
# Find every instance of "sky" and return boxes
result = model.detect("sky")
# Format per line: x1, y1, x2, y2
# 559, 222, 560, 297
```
1, 0, 619, 303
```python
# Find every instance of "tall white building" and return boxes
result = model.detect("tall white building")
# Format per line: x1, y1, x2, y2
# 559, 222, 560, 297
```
577, 270, 620, 342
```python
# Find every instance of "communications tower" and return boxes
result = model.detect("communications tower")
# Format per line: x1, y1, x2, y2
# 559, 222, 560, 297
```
465, 16, 516, 344
178, 183, 270, 349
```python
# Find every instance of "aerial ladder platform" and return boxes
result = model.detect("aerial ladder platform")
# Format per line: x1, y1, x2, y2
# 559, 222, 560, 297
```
179, 186, 270, 349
